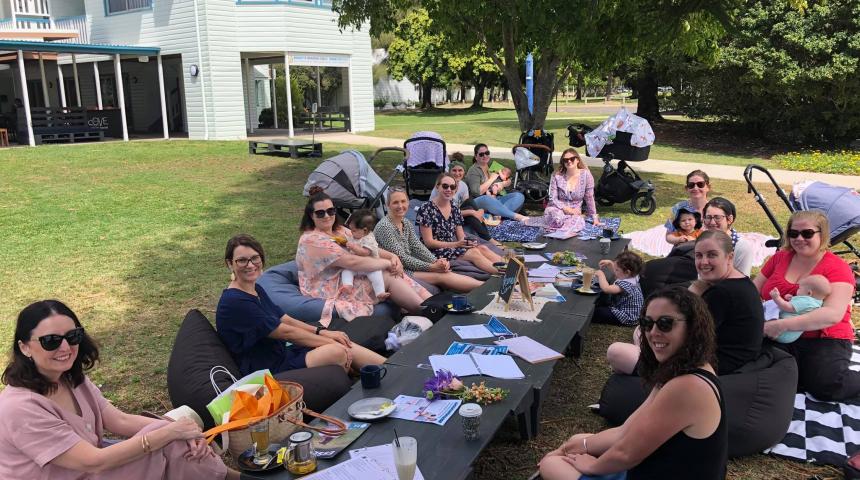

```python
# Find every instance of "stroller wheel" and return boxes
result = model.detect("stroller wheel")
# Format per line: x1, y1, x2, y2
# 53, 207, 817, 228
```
631, 192, 657, 216
596, 197, 614, 207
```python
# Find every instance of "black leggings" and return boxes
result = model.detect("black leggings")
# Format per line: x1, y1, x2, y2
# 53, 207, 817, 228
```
460, 199, 491, 240
773, 338, 860, 401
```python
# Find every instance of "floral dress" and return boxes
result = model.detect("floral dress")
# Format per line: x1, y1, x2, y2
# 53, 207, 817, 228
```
543, 170, 596, 231
296, 227, 429, 326
415, 201, 466, 260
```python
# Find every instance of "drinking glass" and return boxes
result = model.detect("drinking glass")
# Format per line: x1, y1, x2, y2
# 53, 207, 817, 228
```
249, 420, 273, 466
391, 436, 418, 480
581, 267, 595, 291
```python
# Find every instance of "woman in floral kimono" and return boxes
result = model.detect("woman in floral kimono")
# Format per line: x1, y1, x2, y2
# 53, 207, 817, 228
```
543, 148, 600, 233
297, 186, 431, 326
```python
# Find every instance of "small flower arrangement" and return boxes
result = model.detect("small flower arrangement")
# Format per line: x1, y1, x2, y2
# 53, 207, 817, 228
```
422, 370, 509, 405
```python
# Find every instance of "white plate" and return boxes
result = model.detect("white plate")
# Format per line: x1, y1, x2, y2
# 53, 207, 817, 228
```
522, 242, 547, 250
347, 397, 395, 420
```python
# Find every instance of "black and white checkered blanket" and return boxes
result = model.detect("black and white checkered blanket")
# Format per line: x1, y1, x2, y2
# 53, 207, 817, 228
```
766, 345, 860, 466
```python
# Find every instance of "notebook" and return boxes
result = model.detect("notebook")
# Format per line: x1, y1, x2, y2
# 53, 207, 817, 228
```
495, 336, 564, 364
428, 353, 525, 379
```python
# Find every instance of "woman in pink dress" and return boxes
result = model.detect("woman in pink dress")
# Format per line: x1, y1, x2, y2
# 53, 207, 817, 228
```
0, 300, 238, 480
544, 148, 600, 232
297, 186, 431, 326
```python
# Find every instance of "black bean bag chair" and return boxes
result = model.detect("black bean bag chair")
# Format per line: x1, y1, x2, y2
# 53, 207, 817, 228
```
596, 345, 798, 458
639, 243, 698, 297
166, 309, 352, 430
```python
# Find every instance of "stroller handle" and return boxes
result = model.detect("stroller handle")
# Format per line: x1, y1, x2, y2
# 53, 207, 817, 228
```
370, 147, 409, 164
512, 143, 552, 154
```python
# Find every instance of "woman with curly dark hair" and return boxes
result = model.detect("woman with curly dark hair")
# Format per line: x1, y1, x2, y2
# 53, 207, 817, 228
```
0, 300, 239, 479
539, 287, 726, 480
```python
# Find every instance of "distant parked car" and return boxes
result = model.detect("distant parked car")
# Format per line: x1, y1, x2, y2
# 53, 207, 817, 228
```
658, 86, 675, 94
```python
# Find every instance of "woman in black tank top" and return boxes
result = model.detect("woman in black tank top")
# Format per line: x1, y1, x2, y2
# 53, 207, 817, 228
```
539, 287, 727, 480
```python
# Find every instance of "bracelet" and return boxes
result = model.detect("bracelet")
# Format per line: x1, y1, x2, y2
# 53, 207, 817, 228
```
315, 326, 327, 335
141, 434, 152, 453
582, 437, 588, 455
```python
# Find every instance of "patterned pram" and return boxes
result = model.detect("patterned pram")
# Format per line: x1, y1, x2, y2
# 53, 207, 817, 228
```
403, 131, 447, 201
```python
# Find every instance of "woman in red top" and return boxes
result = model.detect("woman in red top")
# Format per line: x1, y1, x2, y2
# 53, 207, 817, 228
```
753, 210, 858, 401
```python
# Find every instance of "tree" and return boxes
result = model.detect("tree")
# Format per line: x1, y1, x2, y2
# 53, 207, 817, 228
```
672, 0, 860, 144
387, 9, 454, 108
333, 0, 743, 131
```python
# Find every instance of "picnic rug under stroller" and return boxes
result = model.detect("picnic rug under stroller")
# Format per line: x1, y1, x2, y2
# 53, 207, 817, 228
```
303, 150, 388, 218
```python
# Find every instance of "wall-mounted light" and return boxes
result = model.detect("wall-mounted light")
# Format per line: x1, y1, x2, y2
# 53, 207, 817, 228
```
189, 64, 199, 77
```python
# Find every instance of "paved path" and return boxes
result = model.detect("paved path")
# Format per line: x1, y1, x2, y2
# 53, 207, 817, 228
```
279, 132, 860, 189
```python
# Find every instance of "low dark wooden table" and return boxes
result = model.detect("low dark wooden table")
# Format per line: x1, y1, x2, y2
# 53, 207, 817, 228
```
248, 139, 323, 158
268, 364, 533, 480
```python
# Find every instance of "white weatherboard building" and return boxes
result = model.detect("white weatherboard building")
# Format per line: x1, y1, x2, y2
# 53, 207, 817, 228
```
0, 0, 374, 145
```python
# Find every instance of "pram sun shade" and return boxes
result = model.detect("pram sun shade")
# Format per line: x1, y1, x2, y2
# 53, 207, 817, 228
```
304, 150, 388, 217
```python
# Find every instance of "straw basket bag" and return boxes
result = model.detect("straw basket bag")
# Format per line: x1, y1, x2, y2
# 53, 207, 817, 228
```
205, 380, 346, 457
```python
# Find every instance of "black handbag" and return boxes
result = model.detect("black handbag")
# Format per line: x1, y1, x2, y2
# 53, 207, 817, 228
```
420, 292, 455, 323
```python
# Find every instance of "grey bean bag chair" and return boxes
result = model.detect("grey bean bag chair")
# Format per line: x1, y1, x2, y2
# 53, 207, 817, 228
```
166, 309, 352, 430
596, 344, 798, 458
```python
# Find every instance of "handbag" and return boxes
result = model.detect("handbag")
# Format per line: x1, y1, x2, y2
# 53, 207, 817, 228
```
203, 374, 346, 457
206, 366, 271, 425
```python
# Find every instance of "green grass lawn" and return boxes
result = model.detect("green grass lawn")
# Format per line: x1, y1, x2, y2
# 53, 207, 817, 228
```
0, 140, 848, 479
367, 106, 784, 170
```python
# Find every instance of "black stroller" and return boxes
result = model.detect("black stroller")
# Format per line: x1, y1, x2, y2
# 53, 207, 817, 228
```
511, 129, 555, 203
303, 147, 407, 220
567, 123, 657, 215
403, 131, 447, 200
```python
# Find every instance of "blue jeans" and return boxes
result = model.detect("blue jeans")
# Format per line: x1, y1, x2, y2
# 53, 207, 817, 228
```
473, 192, 525, 219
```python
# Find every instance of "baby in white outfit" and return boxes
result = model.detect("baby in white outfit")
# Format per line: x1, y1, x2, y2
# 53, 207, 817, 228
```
341, 209, 389, 301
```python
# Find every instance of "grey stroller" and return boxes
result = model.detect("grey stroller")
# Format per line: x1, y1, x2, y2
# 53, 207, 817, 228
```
303, 148, 406, 219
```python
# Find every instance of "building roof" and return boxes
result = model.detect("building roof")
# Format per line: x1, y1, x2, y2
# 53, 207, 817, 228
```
0, 39, 160, 56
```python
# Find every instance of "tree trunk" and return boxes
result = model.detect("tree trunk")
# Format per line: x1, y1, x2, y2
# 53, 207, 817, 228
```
604, 72, 613, 101
460, 83, 466, 103
576, 73, 583, 100
635, 67, 662, 121
471, 80, 486, 109
420, 83, 433, 109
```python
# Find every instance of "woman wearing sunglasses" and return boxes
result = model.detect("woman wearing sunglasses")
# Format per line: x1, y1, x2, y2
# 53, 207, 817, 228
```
296, 187, 431, 326
417, 172, 503, 274
699, 197, 754, 276
0, 300, 240, 479
753, 210, 859, 401
539, 287, 726, 480
607, 230, 763, 377
543, 148, 600, 233
376, 187, 483, 292
663, 170, 711, 245
465, 143, 529, 222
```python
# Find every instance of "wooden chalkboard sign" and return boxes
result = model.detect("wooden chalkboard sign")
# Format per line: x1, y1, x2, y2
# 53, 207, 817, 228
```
498, 257, 533, 311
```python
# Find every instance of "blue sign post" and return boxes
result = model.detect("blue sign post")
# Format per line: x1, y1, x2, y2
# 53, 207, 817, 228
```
526, 53, 534, 115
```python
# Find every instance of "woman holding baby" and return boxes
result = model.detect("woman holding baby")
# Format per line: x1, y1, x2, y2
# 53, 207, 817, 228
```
754, 210, 859, 401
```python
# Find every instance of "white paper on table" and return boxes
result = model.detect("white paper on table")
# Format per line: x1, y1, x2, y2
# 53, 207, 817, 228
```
300, 456, 393, 480
496, 336, 564, 364
349, 444, 426, 480
522, 254, 547, 263
429, 354, 480, 377
388, 395, 461, 426
471, 353, 525, 379
452, 324, 493, 339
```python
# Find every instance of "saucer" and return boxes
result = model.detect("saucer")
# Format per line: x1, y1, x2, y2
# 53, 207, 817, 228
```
575, 287, 599, 296
348, 397, 395, 420
447, 304, 476, 314
522, 242, 547, 250
238, 443, 285, 472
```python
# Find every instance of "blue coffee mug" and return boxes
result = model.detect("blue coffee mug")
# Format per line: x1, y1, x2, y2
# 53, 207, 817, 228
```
360, 364, 387, 389
452, 295, 469, 310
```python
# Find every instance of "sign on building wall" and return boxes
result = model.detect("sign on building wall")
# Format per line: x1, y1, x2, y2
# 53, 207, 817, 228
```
287, 53, 349, 67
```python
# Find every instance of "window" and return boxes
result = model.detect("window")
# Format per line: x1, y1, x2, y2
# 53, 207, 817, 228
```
106, 0, 152, 15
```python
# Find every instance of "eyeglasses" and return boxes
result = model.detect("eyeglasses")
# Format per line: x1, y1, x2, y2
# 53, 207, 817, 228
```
233, 255, 263, 267
787, 228, 820, 239
476, 151, 491, 157
35, 327, 85, 351
703, 214, 726, 223
438, 183, 457, 191
686, 181, 707, 189
313, 207, 337, 219
639, 315, 685, 333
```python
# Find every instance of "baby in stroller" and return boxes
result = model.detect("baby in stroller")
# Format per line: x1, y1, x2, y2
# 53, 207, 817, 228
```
341, 209, 390, 302
764, 274, 831, 343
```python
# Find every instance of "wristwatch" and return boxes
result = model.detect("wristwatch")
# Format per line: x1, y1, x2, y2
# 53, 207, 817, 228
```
315, 326, 327, 335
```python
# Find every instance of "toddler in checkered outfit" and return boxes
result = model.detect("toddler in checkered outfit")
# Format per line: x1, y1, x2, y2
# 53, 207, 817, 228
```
592, 251, 645, 326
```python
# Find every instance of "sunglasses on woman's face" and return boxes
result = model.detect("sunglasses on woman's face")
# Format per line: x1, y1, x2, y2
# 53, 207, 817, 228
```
476, 151, 491, 157
35, 327, 85, 351
787, 228, 820, 239
313, 207, 337, 219
686, 181, 707, 189
439, 183, 457, 191
639, 315, 685, 333
562, 157, 576, 164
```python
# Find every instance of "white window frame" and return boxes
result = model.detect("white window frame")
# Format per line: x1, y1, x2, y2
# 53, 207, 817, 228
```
105, 0, 153, 16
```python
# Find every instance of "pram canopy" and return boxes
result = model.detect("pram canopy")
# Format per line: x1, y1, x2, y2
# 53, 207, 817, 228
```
791, 182, 860, 242
304, 150, 387, 214
404, 131, 446, 169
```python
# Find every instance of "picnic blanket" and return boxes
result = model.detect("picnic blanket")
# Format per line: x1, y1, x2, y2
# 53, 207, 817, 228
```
766, 345, 860, 466
489, 220, 543, 242
625, 224, 777, 267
